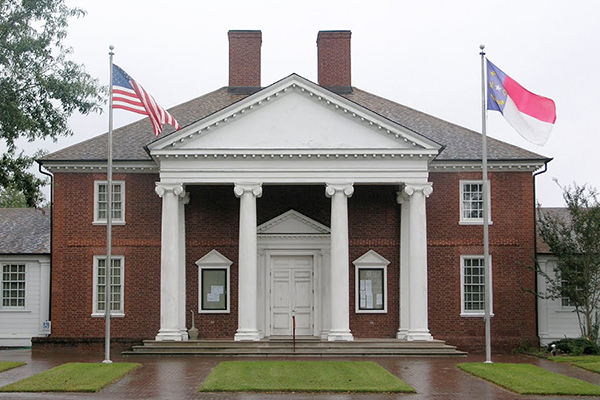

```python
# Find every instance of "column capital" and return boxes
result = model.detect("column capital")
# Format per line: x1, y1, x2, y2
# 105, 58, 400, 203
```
396, 189, 410, 204
234, 183, 263, 198
404, 183, 433, 198
155, 183, 185, 198
325, 183, 354, 198
180, 192, 190, 205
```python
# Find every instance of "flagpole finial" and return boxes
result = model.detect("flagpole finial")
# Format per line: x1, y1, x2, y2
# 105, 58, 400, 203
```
109, 45, 114, 55
479, 44, 485, 56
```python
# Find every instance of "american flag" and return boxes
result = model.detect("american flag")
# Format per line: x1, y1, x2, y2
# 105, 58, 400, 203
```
112, 64, 180, 137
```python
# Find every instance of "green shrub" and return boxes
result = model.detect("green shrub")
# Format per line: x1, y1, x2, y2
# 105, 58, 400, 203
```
548, 338, 600, 356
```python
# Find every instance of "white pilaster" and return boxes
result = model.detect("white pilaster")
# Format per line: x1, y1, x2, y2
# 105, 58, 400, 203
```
325, 183, 354, 341
234, 183, 262, 341
179, 192, 190, 340
396, 189, 410, 339
320, 249, 332, 340
39, 259, 51, 336
155, 183, 185, 341
537, 258, 549, 343
405, 183, 434, 341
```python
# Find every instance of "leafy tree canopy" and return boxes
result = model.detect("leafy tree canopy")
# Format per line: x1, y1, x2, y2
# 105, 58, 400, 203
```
538, 183, 600, 341
0, 0, 104, 207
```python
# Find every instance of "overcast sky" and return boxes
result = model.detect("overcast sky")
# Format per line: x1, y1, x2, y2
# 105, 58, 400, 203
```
29, 0, 598, 206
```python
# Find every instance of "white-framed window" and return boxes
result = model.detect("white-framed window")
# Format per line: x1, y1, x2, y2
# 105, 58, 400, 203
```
93, 181, 125, 225
1, 263, 26, 308
460, 255, 493, 317
560, 279, 577, 308
92, 256, 125, 317
353, 250, 389, 314
196, 250, 231, 314
459, 180, 492, 224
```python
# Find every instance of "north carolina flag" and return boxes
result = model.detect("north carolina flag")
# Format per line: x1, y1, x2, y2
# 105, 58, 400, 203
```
487, 60, 556, 146
112, 64, 180, 137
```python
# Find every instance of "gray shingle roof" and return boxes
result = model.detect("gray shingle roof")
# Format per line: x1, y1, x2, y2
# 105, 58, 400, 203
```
41, 80, 548, 163
0, 208, 50, 254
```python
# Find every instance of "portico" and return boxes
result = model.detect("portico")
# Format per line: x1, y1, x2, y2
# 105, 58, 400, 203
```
147, 74, 441, 342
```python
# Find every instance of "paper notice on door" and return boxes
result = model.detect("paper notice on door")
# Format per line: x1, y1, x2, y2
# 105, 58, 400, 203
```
207, 293, 220, 302
211, 285, 224, 295
366, 293, 373, 309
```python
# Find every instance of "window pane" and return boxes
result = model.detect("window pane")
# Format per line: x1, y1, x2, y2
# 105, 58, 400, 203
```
358, 268, 384, 311
201, 269, 227, 310
96, 258, 123, 314
2, 264, 26, 307
463, 257, 485, 313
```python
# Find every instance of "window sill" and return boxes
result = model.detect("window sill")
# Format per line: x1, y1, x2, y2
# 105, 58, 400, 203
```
355, 309, 387, 314
459, 220, 493, 226
461, 312, 494, 318
92, 221, 126, 226
91, 313, 125, 318
555, 309, 577, 313
198, 310, 230, 314
0, 309, 31, 313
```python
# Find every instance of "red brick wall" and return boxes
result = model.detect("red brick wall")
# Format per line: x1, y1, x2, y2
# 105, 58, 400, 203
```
427, 171, 538, 351
50, 171, 537, 351
51, 172, 162, 339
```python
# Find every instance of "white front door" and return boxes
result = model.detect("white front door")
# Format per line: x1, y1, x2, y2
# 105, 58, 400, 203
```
270, 255, 313, 336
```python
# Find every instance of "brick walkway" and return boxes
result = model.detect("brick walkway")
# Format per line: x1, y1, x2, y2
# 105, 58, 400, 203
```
1, 349, 600, 399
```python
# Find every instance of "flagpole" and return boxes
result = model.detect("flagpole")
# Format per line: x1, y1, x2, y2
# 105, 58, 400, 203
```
480, 44, 492, 364
103, 45, 115, 364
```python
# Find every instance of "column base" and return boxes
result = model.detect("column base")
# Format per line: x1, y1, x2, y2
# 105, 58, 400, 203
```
406, 329, 433, 341
234, 329, 261, 341
155, 329, 184, 341
320, 330, 330, 340
180, 330, 189, 341
396, 329, 408, 340
327, 330, 354, 341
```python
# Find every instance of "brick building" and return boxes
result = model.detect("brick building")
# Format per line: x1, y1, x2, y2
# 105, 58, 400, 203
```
38, 30, 548, 352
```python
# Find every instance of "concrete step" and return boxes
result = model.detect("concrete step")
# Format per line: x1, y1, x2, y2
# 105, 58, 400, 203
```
123, 338, 467, 357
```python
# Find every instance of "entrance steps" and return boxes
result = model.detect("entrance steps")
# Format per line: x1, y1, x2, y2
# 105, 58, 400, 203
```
123, 337, 467, 357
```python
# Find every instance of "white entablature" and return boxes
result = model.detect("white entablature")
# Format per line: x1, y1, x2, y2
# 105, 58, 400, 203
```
147, 74, 441, 185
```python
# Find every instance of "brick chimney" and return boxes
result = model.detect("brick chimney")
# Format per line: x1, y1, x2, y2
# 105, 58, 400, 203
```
228, 30, 262, 94
317, 30, 352, 93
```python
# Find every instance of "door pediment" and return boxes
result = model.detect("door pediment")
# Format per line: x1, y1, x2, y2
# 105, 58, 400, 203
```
257, 210, 329, 235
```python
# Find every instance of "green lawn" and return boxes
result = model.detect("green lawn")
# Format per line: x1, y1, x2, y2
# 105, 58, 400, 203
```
573, 361, 600, 374
0, 362, 140, 392
551, 355, 600, 363
458, 362, 600, 395
199, 361, 415, 393
0, 362, 26, 373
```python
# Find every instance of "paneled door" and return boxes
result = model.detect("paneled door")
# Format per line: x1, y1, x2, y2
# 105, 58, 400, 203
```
270, 255, 313, 336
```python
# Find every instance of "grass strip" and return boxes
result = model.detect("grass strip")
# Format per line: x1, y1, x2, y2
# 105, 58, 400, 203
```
573, 361, 600, 374
0, 362, 140, 392
551, 355, 600, 363
199, 361, 415, 393
0, 362, 26, 373
458, 362, 600, 395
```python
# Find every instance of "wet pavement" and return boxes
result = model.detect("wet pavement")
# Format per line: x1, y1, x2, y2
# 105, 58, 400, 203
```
1, 349, 600, 399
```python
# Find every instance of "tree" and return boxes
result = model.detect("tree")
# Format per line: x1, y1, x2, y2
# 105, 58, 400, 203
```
537, 183, 600, 342
0, 0, 104, 207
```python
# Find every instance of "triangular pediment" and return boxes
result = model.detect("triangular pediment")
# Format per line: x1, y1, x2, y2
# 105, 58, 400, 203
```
195, 249, 233, 267
257, 210, 330, 235
353, 250, 390, 266
148, 74, 441, 155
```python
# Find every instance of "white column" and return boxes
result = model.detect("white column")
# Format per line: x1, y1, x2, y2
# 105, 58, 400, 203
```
326, 183, 354, 341
234, 183, 262, 341
178, 192, 190, 340
405, 183, 434, 341
155, 183, 185, 341
396, 189, 410, 339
